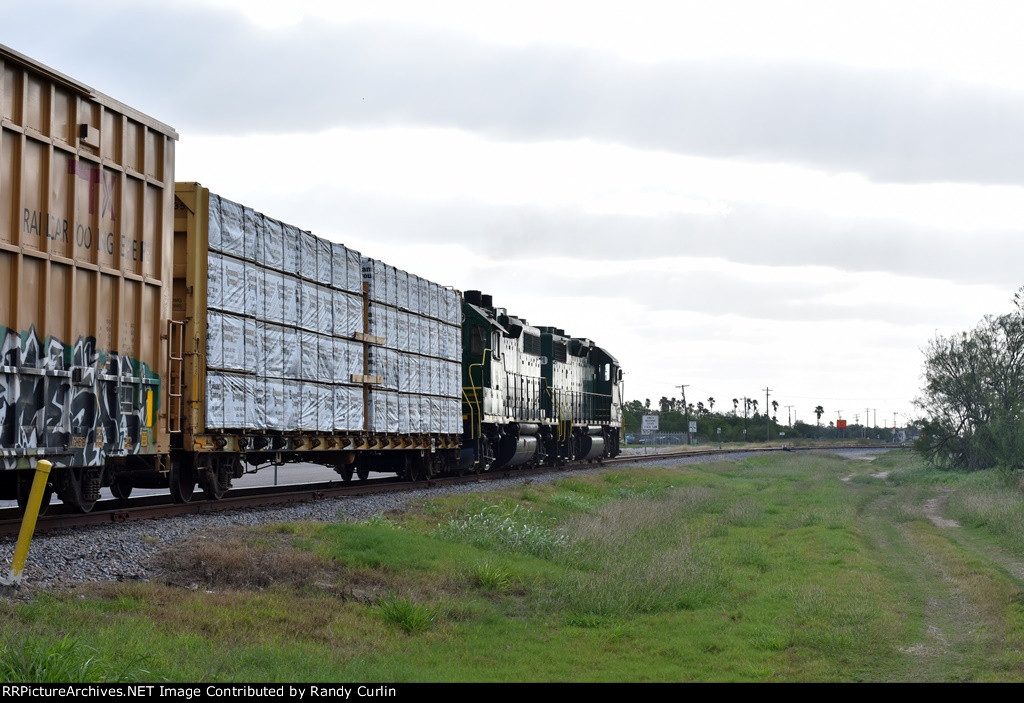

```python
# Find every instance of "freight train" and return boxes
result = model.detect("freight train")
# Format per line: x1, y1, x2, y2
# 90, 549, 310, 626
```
0, 45, 622, 513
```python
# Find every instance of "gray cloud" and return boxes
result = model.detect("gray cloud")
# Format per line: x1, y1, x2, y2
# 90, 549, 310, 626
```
475, 262, 952, 328
277, 187, 1023, 288
6, 2, 1024, 184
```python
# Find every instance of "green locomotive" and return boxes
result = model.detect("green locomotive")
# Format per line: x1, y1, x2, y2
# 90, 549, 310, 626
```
461, 291, 622, 470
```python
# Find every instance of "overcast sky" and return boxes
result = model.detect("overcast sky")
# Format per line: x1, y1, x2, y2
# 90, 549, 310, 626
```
6, 0, 1022, 428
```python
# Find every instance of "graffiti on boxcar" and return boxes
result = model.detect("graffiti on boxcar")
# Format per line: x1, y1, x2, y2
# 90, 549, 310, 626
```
0, 325, 159, 470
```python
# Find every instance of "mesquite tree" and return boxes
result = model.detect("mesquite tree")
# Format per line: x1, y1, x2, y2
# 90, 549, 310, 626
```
916, 290, 1024, 473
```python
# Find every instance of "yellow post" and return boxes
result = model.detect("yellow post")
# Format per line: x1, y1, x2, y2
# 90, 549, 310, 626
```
2, 460, 52, 586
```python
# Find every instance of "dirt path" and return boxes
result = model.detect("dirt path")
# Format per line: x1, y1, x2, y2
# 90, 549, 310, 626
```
845, 469, 1019, 681
922, 488, 960, 528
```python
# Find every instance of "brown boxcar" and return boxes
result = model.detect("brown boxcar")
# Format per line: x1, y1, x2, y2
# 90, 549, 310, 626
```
0, 45, 178, 510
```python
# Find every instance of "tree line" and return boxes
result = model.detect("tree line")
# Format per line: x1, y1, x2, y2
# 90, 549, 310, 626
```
622, 398, 893, 443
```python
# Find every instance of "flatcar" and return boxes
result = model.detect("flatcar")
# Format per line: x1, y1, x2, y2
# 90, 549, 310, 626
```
0, 44, 622, 513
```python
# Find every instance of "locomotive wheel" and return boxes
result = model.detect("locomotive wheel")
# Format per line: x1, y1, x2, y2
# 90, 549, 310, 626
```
16, 474, 53, 517
169, 458, 196, 504
110, 478, 133, 502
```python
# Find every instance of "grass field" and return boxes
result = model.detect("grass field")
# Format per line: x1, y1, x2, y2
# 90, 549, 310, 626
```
2, 450, 1023, 682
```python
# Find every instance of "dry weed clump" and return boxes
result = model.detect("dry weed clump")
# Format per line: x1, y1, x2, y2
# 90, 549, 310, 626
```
568, 486, 715, 547
152, 533, 332, 591
558, 488, 728, 615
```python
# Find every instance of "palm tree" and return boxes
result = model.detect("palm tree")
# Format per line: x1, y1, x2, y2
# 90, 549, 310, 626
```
751, 399, 759, 416
708, 397, 716, 413
814, 405, 824, 425
659, 396, 669, 412
697, 401, 706, 416
771, 400, 779, 416
732, 398, 739, 416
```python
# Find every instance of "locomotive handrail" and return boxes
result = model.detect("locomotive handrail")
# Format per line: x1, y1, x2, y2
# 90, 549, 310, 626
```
462, 387, 479, 439
545, 387, 573, 442
465, 349, 490, 440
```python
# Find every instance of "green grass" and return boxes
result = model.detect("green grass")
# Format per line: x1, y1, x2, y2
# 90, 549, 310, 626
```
0, 634, 151, 682
2, 449, 1024, 681
376, 595, 437, 634
464, 561, 518, 592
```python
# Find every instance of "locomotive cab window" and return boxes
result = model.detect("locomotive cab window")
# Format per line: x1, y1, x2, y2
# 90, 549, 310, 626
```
470, 325, 486, 356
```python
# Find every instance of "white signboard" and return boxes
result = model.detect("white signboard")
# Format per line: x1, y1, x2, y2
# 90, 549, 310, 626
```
642, 415, 659, 433
688, 421, 697, 434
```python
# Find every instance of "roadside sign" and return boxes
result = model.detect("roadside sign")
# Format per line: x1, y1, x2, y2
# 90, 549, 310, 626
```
642, 415, 659, 433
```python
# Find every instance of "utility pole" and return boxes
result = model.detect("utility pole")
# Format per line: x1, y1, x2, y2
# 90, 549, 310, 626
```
785, 405, 794, 427
677, 384, 689, 445
743, 396, 748, 441
763, 387, 772, 442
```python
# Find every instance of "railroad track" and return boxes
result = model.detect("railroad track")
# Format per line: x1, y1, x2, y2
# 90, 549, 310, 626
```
0, 444, 901, 538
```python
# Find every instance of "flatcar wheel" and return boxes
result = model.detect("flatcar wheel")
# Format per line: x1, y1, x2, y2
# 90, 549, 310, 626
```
16, 475, 53, 517
169, 458, 196, 504
110, 478, 133, 502
201, 473, 225, 500
200, 456, 233, 501
356, 465, 370, 481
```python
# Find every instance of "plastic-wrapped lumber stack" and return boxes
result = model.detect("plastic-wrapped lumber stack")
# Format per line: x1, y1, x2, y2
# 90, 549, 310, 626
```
362, 258, 462, 435
204, 192, 365, 433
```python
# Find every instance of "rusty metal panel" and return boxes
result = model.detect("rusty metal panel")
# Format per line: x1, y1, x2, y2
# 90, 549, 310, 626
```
0, 44, 177, 470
